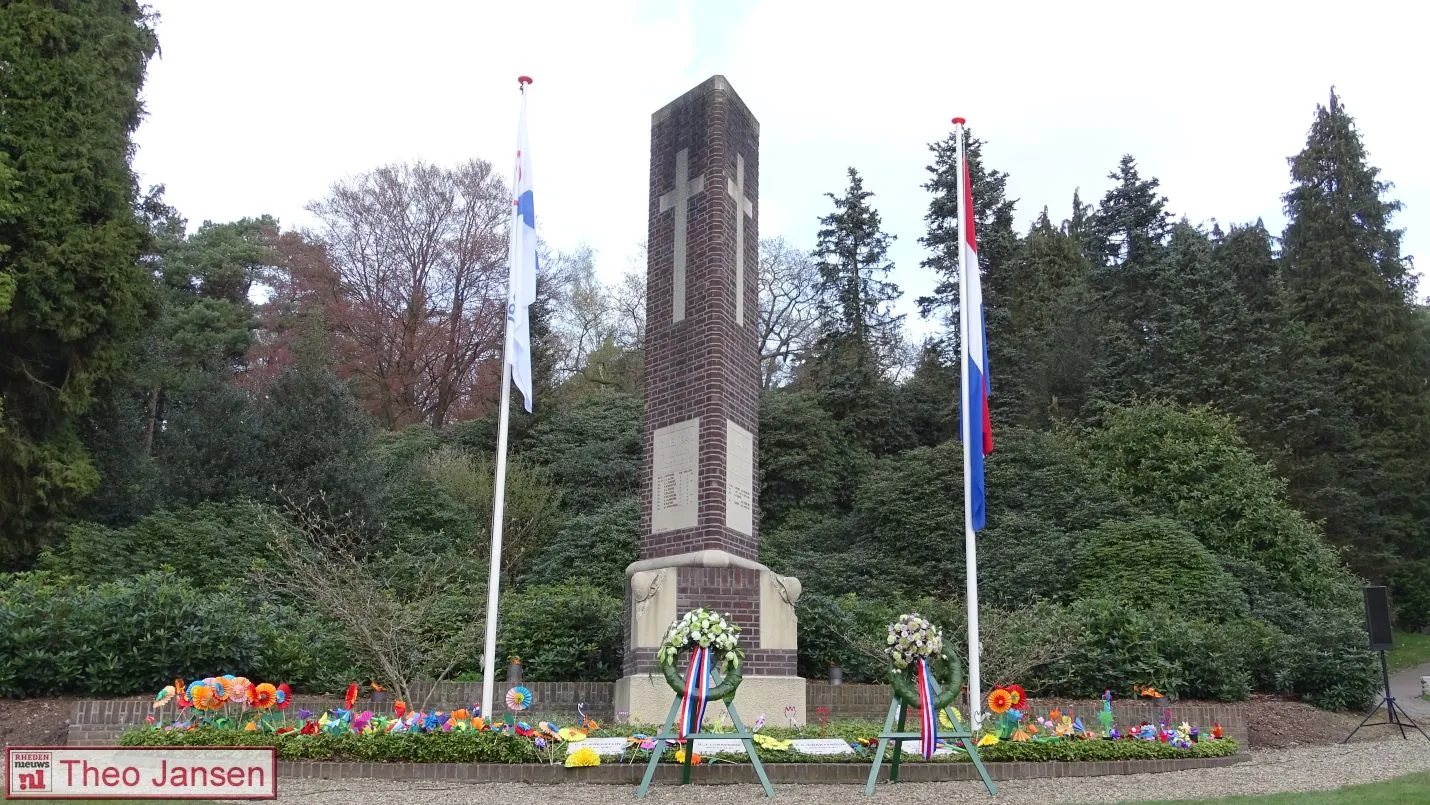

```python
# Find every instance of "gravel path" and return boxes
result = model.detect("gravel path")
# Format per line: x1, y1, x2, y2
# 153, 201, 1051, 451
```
253, 737, 1430, 804
1388, 661, 1430, 721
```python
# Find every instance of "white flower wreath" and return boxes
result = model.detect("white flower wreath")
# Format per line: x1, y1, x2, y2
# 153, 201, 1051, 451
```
885, 613, 943, 671
657, 607, 742, 671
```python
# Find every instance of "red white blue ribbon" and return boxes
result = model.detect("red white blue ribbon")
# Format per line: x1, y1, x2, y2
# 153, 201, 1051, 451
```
679, 646, 712, 739
916, 657, 937, 760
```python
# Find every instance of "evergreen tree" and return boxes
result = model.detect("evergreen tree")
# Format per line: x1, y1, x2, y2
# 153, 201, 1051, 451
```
1084, 156, 1175, 410
997, 211, 1098, 426
1086, 155, 1174, 269
1146, 222, 1263, 408
917, 129, 1019, 327
0, 0, 159, 552
1276, 89, 1430, 569
805, 168, 904, 454
1214, 221, 1279, 325
894, 340, 959, 449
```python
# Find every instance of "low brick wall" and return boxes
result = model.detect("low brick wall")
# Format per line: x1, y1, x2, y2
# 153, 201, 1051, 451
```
275, 754, 1247, 784
67, 682, 1250, 755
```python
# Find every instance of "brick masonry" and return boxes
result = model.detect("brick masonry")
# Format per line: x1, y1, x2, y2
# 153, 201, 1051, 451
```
66, 684, 1250, 754
639, 74, 762, 561
268, 755, 1247, 784
625, 75, 788, 680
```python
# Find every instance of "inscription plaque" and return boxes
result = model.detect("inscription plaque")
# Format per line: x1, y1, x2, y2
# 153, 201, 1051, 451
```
726, 419, 754, 536
652, 417, 700, 533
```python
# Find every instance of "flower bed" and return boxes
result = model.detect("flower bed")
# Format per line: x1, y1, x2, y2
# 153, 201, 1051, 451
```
126, 671, 1236, 768
120, 721, 1237, 766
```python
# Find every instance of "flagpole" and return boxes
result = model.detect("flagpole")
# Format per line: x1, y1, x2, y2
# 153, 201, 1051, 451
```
480, 76, 532, 723
953, 116, 984, 732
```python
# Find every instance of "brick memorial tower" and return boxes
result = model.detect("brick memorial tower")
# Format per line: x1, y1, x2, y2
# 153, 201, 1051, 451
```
614, 75, 805, 724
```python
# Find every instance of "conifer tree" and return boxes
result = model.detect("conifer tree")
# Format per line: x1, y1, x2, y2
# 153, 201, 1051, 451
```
806, 168, 903, 455
1084, 156, 1176, 409
997, 211, 1099, 426
918, 129, 1019, 325
1276, 89, 1430, 569
0, 0, 159, 551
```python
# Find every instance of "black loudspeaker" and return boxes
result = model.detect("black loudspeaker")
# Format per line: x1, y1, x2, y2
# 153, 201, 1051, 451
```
1364, 585, 1394, 651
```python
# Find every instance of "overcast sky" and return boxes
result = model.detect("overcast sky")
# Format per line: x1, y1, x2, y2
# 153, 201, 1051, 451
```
132, 0, 1427, 334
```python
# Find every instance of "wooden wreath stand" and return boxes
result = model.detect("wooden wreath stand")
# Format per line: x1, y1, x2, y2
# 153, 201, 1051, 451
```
863, 675, 997, 797
635, 665, 773, 799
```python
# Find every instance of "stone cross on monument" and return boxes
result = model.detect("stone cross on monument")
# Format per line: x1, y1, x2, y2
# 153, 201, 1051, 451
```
615, 76, 805, 725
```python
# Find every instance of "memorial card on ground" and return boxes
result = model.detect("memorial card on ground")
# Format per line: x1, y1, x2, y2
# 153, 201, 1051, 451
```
570, 737, 630, 757
899, 740, 957, 756
693, 738, 748, 755
790, 738, 856, 755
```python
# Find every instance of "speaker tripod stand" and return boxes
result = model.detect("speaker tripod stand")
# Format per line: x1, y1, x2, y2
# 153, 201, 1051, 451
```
1343, 649, 1430, 743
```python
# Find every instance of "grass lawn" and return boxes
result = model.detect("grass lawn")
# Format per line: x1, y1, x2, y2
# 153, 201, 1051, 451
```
1388, 630, 1430, 673
1127, 770, 1430, 803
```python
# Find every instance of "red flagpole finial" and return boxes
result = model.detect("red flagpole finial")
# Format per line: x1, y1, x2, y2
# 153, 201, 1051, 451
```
518, 75, 533, 89
951, 117, 966, 126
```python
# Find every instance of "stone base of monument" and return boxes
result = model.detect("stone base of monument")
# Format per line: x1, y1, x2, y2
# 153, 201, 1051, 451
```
615, 674, 807, 728
616, 549, 807, 725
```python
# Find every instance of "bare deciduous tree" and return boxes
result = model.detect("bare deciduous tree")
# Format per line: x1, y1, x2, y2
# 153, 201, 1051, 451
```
258, 503, 477, 709
758, 236, 821, 387
305, 160, 509, 429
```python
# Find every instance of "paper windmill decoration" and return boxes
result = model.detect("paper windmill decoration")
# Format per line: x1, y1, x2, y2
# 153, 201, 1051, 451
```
505, 685, 533, 711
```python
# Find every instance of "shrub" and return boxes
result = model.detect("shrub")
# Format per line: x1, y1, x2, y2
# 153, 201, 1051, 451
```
1040, 598, 1183, 698
972, 738, 1237, 762
1076, 517, 1248, 622
121, 727, 538, 764
1274, 608, 1379, 710
521, 497, 639, 597
1086, 401, 1359, 607
37, 500, 276, 588
0, 571, 361, 698
521, 392, 642, 514
498, 581, 623, 682
759, 390, 866, 528
796, 592, 900, 682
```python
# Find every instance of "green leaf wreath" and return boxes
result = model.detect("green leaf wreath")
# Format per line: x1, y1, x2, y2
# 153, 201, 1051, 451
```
885, 613, 962, 711
657, 608, 744, 702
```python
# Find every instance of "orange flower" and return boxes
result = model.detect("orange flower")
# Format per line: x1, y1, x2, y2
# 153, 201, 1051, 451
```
987, 688, 1013, 715
452, 708, 470, 722
344, 683, 359, 710
394, 700, 408, 719
1049, 708, 1062, 722
191, 686, 217, 711
250, 683, 277, 710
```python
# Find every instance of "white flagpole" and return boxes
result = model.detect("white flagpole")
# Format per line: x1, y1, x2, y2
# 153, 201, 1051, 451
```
954, 116, 984, 731
480, 78, 530, 722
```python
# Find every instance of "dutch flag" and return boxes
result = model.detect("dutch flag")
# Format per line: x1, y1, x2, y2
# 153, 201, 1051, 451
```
958, 133, 992, 531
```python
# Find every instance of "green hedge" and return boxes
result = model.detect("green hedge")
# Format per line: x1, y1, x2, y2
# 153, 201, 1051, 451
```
121, 727, 537, 764
972, 737, 1237, 762
0, 571, 360, 698
120, 726, 1236, 765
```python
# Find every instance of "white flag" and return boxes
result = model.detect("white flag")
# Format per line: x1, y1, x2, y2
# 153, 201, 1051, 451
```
507, 92, 537, 412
